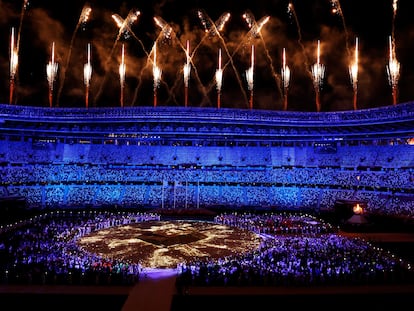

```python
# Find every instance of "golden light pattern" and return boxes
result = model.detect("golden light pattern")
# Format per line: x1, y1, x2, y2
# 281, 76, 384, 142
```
77, 220, 262, 269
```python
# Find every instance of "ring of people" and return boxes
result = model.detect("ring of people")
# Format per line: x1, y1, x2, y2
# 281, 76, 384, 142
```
1, 210, 412, 286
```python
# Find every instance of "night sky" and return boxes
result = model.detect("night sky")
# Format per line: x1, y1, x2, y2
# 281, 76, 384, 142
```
0, 0, 413, 111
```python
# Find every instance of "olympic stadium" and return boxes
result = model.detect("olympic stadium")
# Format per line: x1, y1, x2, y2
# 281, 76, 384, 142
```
1, 102, 414, 311
1, 102, 413, 213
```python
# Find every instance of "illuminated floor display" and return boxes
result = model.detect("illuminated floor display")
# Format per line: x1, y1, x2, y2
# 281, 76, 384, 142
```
77, 220, 262, 269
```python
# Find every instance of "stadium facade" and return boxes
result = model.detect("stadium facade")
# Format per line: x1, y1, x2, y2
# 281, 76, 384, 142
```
0, 102, 413, 215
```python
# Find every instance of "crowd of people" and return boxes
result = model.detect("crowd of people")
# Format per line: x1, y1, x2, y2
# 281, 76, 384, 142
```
177, 212, 414, 287
0, 210, 160, 286
0, 210, 413, 288
1, 148, 413, 216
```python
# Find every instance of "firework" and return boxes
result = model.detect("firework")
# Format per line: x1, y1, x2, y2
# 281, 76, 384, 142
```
287, 2, 313, 83
153, 44, 162, 107
113, 9, 141, 40
83, 43, 92, 108
281, 48, 291, 111
245, 45, 254, 109
183, 40, 191, 107
119, 44, 126, 108
198, 10, 230, 37
386, 36, 400, 106
195, 10, 248, 106
242, 12, 270, 39
94, 9, 141, 105
57, 4, 92, 106
349, 37, 359, 110
390, 0, 399, 104
154, 16, 173, 45
311, 40, 325, 112
241, 11, 282, 104
330, 0, 350, 57
46, 42, 58, 108
79, 4, 92, 28
215, 49, 223, 109
16, 0, 29, 56
392, 0, 398, 43
9, 27, 18, 104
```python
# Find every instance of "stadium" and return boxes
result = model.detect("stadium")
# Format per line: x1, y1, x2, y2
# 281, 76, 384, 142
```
1, 102, 414, 311
2, 0, 414, 309
1, 102, 413, 213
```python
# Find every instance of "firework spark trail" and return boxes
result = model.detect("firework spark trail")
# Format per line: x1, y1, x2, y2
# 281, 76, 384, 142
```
287, 3, 312, 78
281, 47, 291, 111
242, 12, 283, 104
94, 9, 140, 106
349, 37, 359, 110
330, 0, 350, 58
166, 39, 210, 107
57, 4, 92, 106
16, 0, 28, 56
311, 40, 325, 112
181, 11, 231, 107
122, 15, 171, 106
133, 17, 210, 107
154, 16, 173, 45
119, 44, 126, 107
152, 43, 162, 107
192, 10, 229, 56
215, 29, 249, 108
391, 0, 398, 49
131, 17, 177, 107
183, 40, 191, 107
245, 45, 254, 109
152, 16, 181, 106
11, 0, 29, 103
130, 38, 174, 107
389, 1, 400, 106
386, 35, 400, 106
196, 10, 249, 107
9, 27, 18, 104
83, 43, 92, 108
46, 42, 59, 108
215, 48, 223, 108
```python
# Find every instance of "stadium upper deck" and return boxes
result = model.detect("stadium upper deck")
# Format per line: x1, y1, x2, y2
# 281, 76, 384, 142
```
0, 102, 414, 144
0, 102, 413, 212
